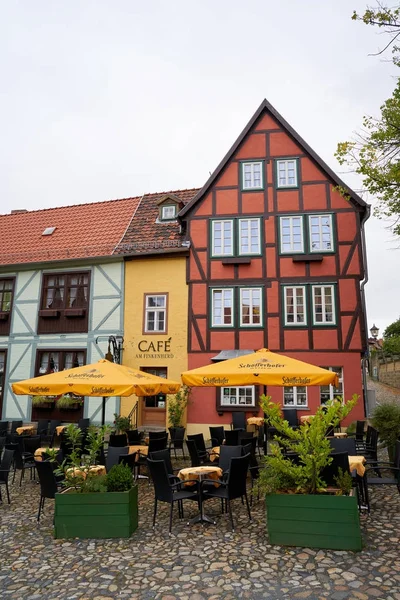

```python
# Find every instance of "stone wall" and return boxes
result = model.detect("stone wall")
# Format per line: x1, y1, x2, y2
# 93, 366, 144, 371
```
377, 356, 400, 389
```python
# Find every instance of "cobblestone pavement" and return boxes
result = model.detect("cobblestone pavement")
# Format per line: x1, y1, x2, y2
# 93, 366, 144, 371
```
368, 377, 400, 407
1, 457, 400, 600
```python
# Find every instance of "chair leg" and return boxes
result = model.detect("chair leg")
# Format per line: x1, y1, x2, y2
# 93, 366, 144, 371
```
12, 468, 16, 484
153, 498, 157, 527
227, 500, 234, 531
169, 502, 174, 533
6, 483, 10, 504
244, 492, 252, 521
37, 496, 43, 521
20, 468, 24, 487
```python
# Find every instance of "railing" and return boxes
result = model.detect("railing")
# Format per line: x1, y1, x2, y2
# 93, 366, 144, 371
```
128, 402, 138, 429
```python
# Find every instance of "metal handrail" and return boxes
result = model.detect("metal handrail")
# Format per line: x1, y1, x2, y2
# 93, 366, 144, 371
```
128, 402, 138, 429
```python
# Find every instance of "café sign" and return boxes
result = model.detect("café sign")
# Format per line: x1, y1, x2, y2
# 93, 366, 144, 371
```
135, 337, 174, 359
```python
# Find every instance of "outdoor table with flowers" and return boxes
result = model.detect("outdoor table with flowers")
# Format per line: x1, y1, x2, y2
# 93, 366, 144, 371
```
178, 465, 223, 525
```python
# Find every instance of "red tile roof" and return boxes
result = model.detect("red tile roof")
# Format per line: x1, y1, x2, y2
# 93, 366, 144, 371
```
116, 188, 199, 255
0, 197, 142, 265
0, 188, 199, 266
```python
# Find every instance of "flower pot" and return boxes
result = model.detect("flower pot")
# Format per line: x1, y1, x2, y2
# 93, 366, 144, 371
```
265, 492, 362, 551
54, 485, 138, 539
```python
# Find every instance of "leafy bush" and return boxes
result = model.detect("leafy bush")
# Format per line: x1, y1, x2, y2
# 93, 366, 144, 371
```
83, 474, 108, 493
257, 394, 358, 495
168, 386, 191, 427
334, 467, 353, 496
372, 402, 400, 460
31, 395, 55, 407
106, 463, 133, 492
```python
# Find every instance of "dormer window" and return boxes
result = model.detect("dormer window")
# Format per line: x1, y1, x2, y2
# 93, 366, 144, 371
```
161, 205, 176, 221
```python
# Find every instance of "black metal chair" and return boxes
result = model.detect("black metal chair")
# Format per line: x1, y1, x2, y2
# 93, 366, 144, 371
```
127, 429, 142, 444
169, 427, 186, 459
43, 420, 62, 447
12, 440, 38, 486
0, 448, 14, 504
347, 420, 366, 451
218, 445, 242, 479
149, 431, 167, 440
35, 459, 63, 521
240, 436, 257, 456
10, 420, 23, 434
146, 458, 199, 533
363, 440, 400, 513
136, 436, 168, 479
231, 412, 246, 431
283, 409, 299, 429
78, 418, 90, 431
329, 437, 357, 455
242, 443, 260, 506
186, 439, 212, 467
209, 426, 225, 447
150, 449, 180, 482
201, 453, 252, 531
118, 452, 137, 479
321, 452, 352, 486
224, 429, 240, 446
106, 446, 129, 472
0, 435, 6, 456
109, 433, 128, 447
36, 419, 50, 440
187, 433, 210, 458
22, 435, 42, 461
0, 421, 8, 436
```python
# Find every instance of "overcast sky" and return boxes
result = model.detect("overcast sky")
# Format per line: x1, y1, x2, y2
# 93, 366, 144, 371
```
1, 1, 398, 337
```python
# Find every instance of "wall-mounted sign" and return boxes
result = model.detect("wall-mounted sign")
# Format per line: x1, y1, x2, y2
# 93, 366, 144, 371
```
134, 337, 174, 359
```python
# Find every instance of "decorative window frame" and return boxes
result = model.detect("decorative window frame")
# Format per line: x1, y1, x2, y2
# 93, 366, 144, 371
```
239, 287, 263, 328
308, 214, 335, 253
35, 349, 86, 376
282, 285, 307, 326
210, 288, 234, 328
210, 218, 262, 258
311, 284, 337, 326
320, 367, 344, 404
210, 286, 264, 329
279, 215, 305, 254
283, 386, 308, 408
240, 160, 265, 191
220, 385, 256, 407
275, 158, 299, 189
143, 293, 168, 334
160, 205, 177, 221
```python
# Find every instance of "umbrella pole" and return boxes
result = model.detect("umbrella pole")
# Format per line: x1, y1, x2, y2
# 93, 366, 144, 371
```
101, 396, 106, 426
263, 385, 267, 455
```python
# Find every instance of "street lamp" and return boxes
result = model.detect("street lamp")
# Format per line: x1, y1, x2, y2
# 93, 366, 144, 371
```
370, 324, 379, 339
103, 335, 124, 364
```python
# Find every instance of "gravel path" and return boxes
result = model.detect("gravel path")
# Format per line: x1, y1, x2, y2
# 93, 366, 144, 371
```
1, 456, 400, 600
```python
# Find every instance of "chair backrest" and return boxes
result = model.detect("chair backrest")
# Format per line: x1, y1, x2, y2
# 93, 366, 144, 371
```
209, 426, 225, 446
240, 436, 257, 456
321, 452, 350, 486
106, 446, 128, 472
393, 440, 400, 468
0, 448, 14, 481
186, 439, 201, 467
150, 448, 174, 475
10, 420, 23, 433
148, 436, 168, 453
109, 433, 128, 447
0, 421, 8, 436
146, 458, 174, 502
232, 412, 246, 430
284, 409, 298, 428
78, 418, 90, 431
49, 420, 62, 434
368, 427, 379, 450
329, 437, 356, 455
118, 452, 137, 473
149, 430, 167, 440
187, 433, 207, 455
0, 435, 6, 455
325, 425, 335, 437
365, 424, 373, 446
218, 445, 242, 473
23, 436, 42, 456
169, 427, 185, 448
242, 444, 259, 469
35, 460, 59, 499
239, 430, 253, 442
355, 420, 366, 441
127, 429, 142, 444
224, 429, 239, 446
7, 442, 23, 468
36, 420, 49, 435
226, 453, 250, 498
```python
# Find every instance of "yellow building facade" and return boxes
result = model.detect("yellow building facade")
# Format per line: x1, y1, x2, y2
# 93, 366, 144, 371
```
121, 254, 188, 429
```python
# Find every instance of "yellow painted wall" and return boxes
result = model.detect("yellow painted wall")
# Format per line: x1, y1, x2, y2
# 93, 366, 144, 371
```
121, 255, 188, 428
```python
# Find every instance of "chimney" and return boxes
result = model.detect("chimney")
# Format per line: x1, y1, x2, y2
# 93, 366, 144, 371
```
11, 209, 28, 214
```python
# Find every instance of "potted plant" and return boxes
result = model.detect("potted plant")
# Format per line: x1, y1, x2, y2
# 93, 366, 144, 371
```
168, 385, 191, 429
53, 424, 138, 539
57, 394, 84, 410
113, 413, 131, 434
258, 393, 362, 551
371, 402, 400, 462
31, 395, 56, 409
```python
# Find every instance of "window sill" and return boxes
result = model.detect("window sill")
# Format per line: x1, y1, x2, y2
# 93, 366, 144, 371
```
221, 257, 252, 265
0, 312, 9, 321
292, 254, 323, 262
283, 407, 309, 411
39, 309, 60, 318
218, 406, 256, 412
65, 308, 86, 318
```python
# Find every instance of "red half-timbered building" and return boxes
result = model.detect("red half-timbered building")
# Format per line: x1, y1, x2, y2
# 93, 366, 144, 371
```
179, 99, 370, 433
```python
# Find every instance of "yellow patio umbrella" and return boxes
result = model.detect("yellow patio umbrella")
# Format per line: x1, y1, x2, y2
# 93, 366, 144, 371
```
12, 359, 181, 425
181, 348, 339, 388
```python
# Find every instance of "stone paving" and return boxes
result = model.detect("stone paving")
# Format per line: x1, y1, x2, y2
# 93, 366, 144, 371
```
367, 378, 400, 407
1, 455, 400, 600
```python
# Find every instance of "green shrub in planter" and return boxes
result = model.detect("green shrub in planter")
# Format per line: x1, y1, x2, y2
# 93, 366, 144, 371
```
372, 402, 400, 462
106, 464, 133, 492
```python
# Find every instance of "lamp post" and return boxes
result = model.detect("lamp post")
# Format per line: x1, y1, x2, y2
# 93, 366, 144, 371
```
101, 335, 124, 426
370, 324, 379, 339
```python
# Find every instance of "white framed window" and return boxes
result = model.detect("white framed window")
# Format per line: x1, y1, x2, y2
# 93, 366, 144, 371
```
161, 205, 176, 220
320, 367, 344, 404
242, 162, 263, 190
283, 386, 307, 407
211, 288, 233, 327
144, 294, 167, 332
276, 159, 298, 188
240, 287, 262, 327
211, 220, 234, 256
284, 286, 306, 326
309, 214, 333, 252
221, 386, 255, 406
312, 285, 336, 325
239, 218, 261, 255
280, 216, 304, 253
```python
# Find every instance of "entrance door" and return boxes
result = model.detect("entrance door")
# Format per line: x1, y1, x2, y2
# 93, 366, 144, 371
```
141, 367, 167, 427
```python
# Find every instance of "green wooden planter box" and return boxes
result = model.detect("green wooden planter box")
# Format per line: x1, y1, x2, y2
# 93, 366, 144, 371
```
265, 493, 362, 551
54, 485, 138, 539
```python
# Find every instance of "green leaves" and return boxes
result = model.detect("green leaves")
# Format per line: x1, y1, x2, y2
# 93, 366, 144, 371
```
168, 386, 191, 428
258, 393, 359, 495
